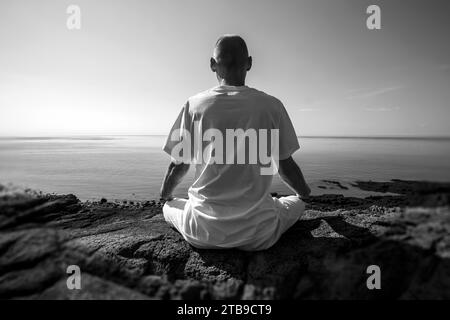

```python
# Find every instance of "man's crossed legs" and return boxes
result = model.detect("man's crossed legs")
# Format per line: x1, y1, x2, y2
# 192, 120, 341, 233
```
163, 195, 305, 251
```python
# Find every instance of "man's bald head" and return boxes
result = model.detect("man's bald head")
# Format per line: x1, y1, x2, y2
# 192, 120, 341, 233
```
210, 35, 252, 85
213, 35, 249, 70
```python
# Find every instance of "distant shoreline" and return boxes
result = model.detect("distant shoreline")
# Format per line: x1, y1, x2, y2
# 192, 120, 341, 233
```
1, 135, 450, 141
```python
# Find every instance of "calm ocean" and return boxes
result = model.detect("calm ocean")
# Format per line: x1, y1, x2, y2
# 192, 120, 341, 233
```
1, 135, 450, 201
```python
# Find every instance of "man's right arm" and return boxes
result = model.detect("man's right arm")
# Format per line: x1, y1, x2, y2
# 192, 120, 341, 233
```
160, 161, 190, 201
278, 156, 311, 199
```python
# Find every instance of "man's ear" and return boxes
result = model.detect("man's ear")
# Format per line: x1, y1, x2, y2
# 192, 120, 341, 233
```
246, 56, 252, 71
210, 57, 217, 72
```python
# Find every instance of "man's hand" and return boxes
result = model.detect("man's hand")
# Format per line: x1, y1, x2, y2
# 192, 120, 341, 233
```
296, 184, 311, 200
278, 156, 310, 199
160, 161, 190, 203
159, 192, 174, 202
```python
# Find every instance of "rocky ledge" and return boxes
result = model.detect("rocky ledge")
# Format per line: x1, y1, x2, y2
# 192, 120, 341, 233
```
1, 180, 450, 300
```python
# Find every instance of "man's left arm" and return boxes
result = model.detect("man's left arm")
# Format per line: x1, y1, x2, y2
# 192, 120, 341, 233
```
160, 161, 190, 201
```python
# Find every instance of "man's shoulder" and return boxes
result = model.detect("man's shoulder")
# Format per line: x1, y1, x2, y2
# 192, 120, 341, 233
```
185, 87, 284, 112
191, 86, 282, 101
250, 88, 283, 105
182, 89, 214, 112
187, 87, 217, 102
247, 88, 284, 116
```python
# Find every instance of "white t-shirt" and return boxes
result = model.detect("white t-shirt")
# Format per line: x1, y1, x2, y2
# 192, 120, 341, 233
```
163, 85, 299, 248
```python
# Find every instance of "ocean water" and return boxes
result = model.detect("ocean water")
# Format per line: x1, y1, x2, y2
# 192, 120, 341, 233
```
1, 135, 450, 201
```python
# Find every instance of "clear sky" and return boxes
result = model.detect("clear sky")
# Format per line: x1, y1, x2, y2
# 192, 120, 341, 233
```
0, 0, 449, 137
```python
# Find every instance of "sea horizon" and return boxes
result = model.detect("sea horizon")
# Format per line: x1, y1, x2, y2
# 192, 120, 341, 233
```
1, 135, 450, 201
2, 134, 450, 140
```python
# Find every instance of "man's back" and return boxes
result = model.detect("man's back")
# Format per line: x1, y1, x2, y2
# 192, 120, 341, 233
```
189, 85, 278, 206
163, 85, 300, 249
160, 35, 310, 251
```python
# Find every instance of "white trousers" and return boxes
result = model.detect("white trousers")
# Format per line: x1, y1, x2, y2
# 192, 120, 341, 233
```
163, 195, 305, 251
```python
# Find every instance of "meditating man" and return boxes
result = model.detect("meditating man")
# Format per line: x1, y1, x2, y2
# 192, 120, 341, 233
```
160, 35, 311, 251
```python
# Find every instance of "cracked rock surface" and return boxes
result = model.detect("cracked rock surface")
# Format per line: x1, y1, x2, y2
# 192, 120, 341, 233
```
1, 180, 449, 299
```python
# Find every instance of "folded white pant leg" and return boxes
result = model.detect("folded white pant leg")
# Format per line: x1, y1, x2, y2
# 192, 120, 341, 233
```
273, 195, 306, 234
162, 198, 188, 233
246, 195, 305, 251
162, 195, 306, 251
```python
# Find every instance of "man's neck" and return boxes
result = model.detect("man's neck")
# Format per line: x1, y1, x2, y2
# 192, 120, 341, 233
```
218, 78, 246, 87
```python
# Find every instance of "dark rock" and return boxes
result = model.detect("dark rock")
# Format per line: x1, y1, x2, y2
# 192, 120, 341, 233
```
212, 279, 244, 300
353, 179, 450, 207
322, 180, 349, 190
176, 280, 206, 300
1, 180, 449, 299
